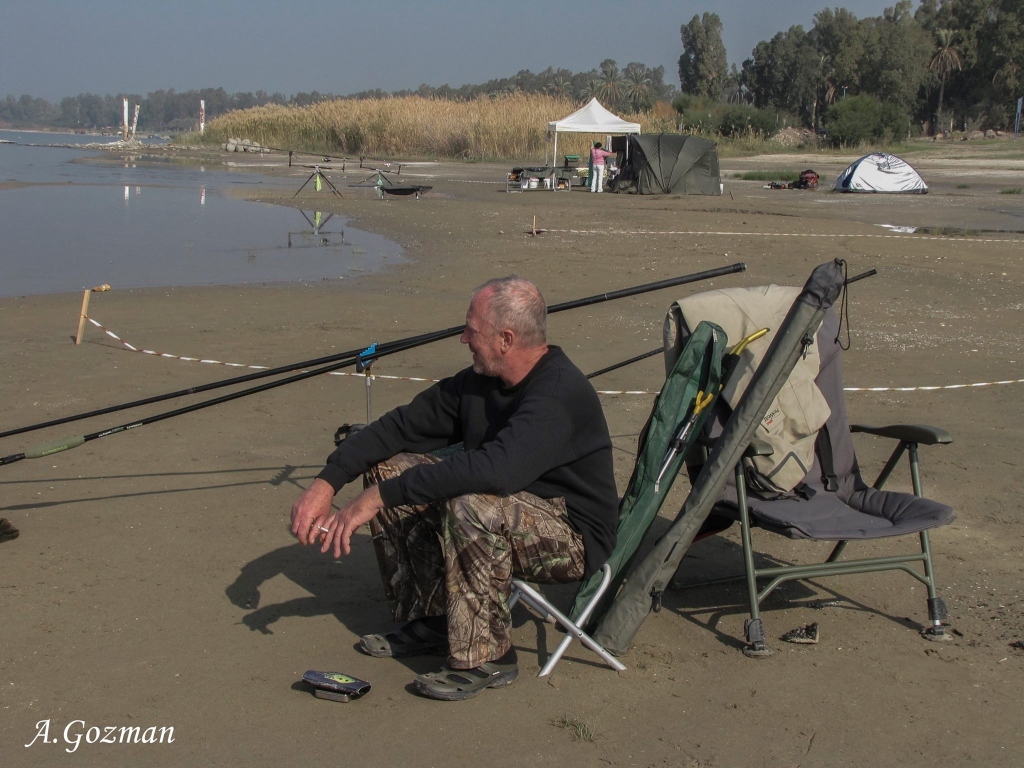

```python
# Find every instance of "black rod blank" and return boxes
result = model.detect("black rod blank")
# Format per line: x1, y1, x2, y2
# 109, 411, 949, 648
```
0, 263, 747, 465
586, 348, 663, 380
1, 263, 746, 442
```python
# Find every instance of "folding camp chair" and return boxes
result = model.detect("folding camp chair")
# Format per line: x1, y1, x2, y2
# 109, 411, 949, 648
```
676, 307, 955, 656
509, 320, 728, 676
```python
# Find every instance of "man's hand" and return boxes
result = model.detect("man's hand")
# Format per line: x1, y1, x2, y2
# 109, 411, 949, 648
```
290, 478, 337, 545
320, 485, 384, 558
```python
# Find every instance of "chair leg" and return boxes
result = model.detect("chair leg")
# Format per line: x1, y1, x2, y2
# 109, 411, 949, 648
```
539, 566, 610, 675
511, 565, 626, 676
736, 462, 771, 658
909, 445, 950, 641
826, 540, 848, 562
919, 529, 950, 641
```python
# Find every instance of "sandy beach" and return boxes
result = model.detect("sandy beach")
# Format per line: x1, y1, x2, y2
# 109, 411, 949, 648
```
1, 144, 1022, 766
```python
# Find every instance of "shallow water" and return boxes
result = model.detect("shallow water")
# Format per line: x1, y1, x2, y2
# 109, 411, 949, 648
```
0, 130, 404, 297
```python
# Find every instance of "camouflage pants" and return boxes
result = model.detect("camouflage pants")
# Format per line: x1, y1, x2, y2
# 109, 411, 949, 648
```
366, 453, 586, 670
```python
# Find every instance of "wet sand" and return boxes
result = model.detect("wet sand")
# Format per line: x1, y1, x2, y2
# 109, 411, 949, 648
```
1, 146, 1022, 766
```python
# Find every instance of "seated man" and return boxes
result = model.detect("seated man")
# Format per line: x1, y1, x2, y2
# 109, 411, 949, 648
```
290, 276, 618, 700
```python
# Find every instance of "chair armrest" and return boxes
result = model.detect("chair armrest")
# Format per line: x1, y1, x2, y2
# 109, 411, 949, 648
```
850, 424, 952, 445
744, 439, 774, 457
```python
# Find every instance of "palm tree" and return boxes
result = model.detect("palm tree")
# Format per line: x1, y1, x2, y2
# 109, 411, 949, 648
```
595, 61, 626, 110
546, 75, 574, 101
579, 78, 601, 102
930, 29, 962, 134
623, 64, 653, 112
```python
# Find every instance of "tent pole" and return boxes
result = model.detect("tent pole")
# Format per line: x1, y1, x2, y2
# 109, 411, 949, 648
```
552, 131, 558, 168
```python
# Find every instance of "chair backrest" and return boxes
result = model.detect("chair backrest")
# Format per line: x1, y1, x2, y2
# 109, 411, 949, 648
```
798, 309, 863, 500
570, 320, 727, 621
692, 308, 954, 539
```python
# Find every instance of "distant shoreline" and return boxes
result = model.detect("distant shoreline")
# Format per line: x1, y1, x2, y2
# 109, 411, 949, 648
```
0, 126, 102, 135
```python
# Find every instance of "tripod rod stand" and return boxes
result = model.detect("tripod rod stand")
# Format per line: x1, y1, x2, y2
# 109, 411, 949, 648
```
292, 165, 343, 198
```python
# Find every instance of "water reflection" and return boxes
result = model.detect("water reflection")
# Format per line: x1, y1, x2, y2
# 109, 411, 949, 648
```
0, 136, 405, 297
287, 210, 345, 249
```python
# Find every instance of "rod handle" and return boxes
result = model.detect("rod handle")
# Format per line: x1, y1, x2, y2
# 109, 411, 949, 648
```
24, 435, 86, 459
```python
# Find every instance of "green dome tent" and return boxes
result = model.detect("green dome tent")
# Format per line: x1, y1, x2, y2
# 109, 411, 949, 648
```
620, 134, 722, 195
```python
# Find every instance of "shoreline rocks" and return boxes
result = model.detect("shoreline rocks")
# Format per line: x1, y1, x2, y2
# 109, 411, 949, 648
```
223, 138, 270, 153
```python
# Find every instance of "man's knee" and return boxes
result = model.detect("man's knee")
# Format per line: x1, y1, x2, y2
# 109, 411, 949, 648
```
443, 495, 504, 539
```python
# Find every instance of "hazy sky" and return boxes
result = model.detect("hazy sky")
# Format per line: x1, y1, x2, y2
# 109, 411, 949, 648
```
2, 1, 904, 101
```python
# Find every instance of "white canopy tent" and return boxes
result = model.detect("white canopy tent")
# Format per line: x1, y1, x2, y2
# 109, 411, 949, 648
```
547, 98, 641, 167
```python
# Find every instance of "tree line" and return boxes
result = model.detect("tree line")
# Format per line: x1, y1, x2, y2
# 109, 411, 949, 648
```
352, 61, 674, 114
0, 61, 672, 132
678, 0, 1022, 140
0, 88, 340, 132
3, 1, 1018, 142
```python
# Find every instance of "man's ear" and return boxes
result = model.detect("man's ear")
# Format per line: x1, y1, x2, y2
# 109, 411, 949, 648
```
500, 329, 515, 352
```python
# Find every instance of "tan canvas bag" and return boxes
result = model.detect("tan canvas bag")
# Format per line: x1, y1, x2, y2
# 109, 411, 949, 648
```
665, 285, 830, 494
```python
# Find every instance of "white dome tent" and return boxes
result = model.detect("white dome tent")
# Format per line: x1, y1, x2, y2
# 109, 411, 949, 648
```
833, 153, 928, 193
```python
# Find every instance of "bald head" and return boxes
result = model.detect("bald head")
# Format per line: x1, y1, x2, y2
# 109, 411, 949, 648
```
471, 276, 547, 348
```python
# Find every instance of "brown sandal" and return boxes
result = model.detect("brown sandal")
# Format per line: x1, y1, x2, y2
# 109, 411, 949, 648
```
413, 660, 519, 701
358, 618, 448, 658
0, 518, 19, 543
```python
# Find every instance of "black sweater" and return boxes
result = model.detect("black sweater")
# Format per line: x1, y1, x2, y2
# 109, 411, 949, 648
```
317, 346, 618, 575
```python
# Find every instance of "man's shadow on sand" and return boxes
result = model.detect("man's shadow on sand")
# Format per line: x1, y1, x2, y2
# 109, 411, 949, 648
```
226, 534, 586, 671
225, 534, 387, 638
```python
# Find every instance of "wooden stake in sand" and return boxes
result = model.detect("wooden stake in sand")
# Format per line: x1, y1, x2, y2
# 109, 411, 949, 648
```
74, 285, 111, 345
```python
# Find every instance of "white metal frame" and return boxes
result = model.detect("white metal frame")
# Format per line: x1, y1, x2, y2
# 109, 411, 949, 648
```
510, 563, 626, 677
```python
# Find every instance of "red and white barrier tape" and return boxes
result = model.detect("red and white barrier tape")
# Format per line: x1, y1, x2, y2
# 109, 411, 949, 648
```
83, 317, 434, 382
84, 317, 1023, 394
844, 379, 1024, 392
87, 317, 271, 369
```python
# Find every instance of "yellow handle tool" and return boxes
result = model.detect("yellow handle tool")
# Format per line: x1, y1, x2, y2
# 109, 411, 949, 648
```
654, 390, 715, 494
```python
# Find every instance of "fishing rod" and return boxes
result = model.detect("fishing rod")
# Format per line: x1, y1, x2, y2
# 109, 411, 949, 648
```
0, 337, 426, 467
846, 268, 876, 284
582, 268, 876, 382
262, 146, 350, 166
1, 262, 871, 444
1, 263, 744, 442
0, 263, 748, 465
1, 326, 444, 442
586, 348, 662, 380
